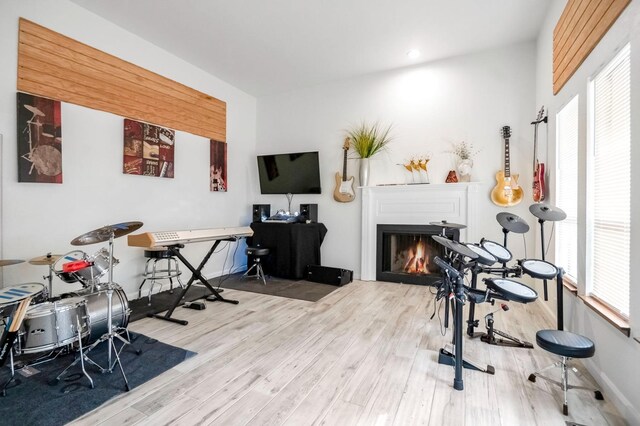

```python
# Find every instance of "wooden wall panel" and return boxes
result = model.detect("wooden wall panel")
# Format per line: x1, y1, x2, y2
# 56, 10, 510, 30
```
17, 18, 226, 141
553, 0, 630, 95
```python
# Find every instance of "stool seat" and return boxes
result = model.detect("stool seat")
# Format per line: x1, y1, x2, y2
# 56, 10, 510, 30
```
536, 329, 595, 358
246, 247, 270, 257
144, 248, 173, 259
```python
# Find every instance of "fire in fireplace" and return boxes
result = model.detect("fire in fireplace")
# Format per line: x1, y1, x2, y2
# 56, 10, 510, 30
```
376, 224, 459, 285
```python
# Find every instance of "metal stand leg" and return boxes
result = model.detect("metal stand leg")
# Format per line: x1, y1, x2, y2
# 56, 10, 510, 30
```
1, 349, 18, 397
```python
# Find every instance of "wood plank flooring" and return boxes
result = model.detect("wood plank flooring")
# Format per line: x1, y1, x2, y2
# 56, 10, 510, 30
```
71, 280, 626, 426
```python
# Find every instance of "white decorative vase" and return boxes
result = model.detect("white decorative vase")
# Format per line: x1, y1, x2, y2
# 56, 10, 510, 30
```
457, 158, 473, 182
359, 158, 371, 186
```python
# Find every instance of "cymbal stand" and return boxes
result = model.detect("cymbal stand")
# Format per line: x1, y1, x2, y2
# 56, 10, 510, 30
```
53, 316, 95, 389
537, 218, 549, 301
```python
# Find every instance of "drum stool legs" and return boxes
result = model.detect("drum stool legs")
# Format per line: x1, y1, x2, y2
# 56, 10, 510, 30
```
138, 249, 185, 305
243, 246, 269, 285
528, 329, 603, 415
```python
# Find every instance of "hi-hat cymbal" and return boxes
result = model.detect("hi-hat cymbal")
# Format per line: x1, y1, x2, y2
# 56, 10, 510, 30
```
24, 104, 45, 116
529, 204, 567, 222
0, 259, 25, 267
29, 254, 63, 266
432, 235, 478, 260
496, 212, 530, 234
429, 220, 467, 230
71, 221, 143, 246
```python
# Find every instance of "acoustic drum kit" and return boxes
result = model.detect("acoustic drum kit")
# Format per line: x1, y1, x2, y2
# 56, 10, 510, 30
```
0, 221, 142, 395
428, 203, 567, 391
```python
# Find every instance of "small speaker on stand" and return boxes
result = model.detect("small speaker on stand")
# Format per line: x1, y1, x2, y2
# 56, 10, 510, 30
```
299, 204, 318, 222
252, 204, 271, 222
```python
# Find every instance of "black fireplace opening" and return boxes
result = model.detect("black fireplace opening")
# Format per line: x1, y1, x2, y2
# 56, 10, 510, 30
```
376, 224, 460, 285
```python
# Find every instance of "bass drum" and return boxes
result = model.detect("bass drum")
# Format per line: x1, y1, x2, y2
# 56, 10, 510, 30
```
77, 284, 130, 342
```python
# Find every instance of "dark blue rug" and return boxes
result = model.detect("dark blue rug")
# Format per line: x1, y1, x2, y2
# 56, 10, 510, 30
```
0, 332, 195, 425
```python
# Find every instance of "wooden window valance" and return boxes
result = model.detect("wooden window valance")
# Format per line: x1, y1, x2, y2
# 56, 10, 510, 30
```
553, 0, 630, 95
17, 18, 226, 141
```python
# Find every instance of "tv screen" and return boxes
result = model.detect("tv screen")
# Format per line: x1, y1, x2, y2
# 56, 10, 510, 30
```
257, 151, 321, 194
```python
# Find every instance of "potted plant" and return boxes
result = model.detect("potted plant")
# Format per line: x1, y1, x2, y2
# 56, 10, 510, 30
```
346, 122, 393, 186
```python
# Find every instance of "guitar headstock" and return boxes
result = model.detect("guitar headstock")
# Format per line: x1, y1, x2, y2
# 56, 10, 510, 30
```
536, 106, 545, 121
343, 137, 350, 150
501, 126, 511, 139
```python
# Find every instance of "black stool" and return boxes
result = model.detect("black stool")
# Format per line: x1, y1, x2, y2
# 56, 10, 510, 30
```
138, 248, 185, 305
243, 246, 269, 285
528, 329, 603, 415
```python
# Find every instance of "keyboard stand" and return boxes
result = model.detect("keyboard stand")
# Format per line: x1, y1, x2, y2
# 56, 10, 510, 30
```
149, 239, 239, 325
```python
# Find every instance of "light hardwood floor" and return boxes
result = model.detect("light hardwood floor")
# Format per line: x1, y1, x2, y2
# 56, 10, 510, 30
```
72, 280, 626, 426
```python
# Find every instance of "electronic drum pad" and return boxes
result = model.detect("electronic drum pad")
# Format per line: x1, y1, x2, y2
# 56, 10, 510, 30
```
496, 212, 530, 234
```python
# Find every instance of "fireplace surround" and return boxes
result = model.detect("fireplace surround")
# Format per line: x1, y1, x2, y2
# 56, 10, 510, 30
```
360, 183, 480, 282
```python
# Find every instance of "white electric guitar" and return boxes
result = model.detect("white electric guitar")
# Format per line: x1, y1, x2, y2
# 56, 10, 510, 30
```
333, 138, 355, 202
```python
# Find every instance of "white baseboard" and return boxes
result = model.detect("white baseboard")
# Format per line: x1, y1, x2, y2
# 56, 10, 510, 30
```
584, 359, 640, 425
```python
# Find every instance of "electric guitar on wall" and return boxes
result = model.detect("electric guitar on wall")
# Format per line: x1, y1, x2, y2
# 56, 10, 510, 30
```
333, 138, 356, 202
532, 106, 548, 202
491, 126, 523, 207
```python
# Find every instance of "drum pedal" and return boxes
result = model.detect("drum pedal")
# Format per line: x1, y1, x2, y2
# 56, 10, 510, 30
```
183, 301, 206, 310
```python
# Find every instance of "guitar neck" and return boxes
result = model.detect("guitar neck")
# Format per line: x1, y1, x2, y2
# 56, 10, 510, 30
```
342, 149, 348, 182
504, 137, 511, 178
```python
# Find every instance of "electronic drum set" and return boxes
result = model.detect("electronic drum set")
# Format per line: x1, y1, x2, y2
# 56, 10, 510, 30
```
428, 203, 568, 391
0, 221, 143, 395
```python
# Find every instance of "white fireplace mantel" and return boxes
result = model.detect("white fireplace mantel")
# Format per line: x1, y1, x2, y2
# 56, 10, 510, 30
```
360, 183, 480, 281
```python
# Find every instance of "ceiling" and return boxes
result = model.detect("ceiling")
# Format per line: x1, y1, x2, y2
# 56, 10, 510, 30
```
72, 0, 551, 97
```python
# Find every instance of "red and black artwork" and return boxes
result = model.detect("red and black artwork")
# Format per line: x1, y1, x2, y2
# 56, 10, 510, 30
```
123, 119, 174, 178
210, 139, 227, 192
17, 92, 62, 183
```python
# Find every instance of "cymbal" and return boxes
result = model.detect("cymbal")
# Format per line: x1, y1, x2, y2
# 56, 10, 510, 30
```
29, 254, 63, 266
429, 220, 467, 229
432, 235, 478, 260
71, 221, 143, 246
529, 204, 567, 222
0, 259, 25, 267
496, 212, 530, 234
24, 104, 45, 116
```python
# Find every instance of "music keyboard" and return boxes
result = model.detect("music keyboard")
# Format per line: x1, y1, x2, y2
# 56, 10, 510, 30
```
127, 226, 253, 248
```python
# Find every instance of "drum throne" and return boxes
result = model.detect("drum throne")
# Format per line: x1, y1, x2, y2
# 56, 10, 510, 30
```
528, 329, 603, 415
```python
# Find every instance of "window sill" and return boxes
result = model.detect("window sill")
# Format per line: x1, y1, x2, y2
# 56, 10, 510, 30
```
577, 294, 630, 337
562, 276, 578, 294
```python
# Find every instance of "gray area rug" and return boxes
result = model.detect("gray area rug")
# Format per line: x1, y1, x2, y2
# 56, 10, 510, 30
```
0, 332, 194, 425
213, 273, 341, 302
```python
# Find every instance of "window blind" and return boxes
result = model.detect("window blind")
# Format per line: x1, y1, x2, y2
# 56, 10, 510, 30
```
556, 96, 579, 280
589, 44, 630, 317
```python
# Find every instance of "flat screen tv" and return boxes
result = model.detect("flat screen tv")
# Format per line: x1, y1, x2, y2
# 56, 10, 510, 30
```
257, 151, 321, 194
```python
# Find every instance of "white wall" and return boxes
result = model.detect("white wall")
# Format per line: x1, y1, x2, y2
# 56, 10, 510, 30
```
537, 1, 640, 423
0, 1, 258, 300
256, 43, 539, 278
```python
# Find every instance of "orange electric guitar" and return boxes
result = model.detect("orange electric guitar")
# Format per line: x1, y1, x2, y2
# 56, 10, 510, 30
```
531, 106, 547, 202
333, 138, 355, 202
491, 126, 523, 207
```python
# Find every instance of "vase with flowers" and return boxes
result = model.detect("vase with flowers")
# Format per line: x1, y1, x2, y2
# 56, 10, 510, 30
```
448, 141, 479, 182
347, 122, 393, 186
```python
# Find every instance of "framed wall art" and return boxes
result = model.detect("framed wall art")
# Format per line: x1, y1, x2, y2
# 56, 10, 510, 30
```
17, 92, 62, 183
123, 119, 174, 178
210, 139, 227, 192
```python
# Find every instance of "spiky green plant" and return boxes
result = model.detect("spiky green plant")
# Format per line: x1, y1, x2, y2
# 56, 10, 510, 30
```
347, 122, 393, 158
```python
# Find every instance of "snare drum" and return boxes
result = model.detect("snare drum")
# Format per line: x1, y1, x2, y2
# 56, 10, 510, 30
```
519, 259, 558, 280
74, 248, 119, 284
76, 284, 130, 342
481, 239, 513, 263
53, 250, 88, 284
484, 278, 538, 303
20, 297, 89, 354
465, 244, 497, 266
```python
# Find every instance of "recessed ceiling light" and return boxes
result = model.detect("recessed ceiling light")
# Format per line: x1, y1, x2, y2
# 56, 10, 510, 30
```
407, 49, 421, 59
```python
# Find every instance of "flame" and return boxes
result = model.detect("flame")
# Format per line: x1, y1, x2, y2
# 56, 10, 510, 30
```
403, 239, 430, 274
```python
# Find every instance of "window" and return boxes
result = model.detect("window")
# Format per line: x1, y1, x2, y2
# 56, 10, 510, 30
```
555, 96, 579, 281
587, 44, 631, 317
